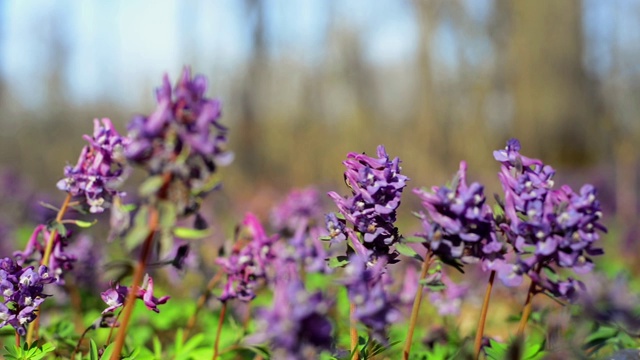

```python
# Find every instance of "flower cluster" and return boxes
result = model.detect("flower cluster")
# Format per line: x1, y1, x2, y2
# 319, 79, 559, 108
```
342, 241, 400, 343
494, 139, 606, 300
14, 224, 76, 283
216, 213, 278, 302
250, 279, 333, 359
57, 118, 128, 213
101, 274, 169, 314
428, 271, 469, 316
414, 161, 502, 268
0, 258, 55, 335
271, 188, 330, 274
125, 68, 232, 214
328, 145, 408, 260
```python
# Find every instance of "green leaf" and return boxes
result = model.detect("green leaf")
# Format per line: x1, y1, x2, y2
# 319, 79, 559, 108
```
153, 336, 162, 359
395, 243, 424, 261
100, 342, 116, 360
173, 227, 211, 240
124, 205, 150, 251
89, 339, 99, 360
69, 219, 98, 228
400, 236, 425, 243
328, 256, 349, 268
139, 175, 165, 197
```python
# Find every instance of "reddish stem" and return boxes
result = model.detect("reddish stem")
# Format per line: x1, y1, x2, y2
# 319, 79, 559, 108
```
402, 251, 433, 360
350, 302, 359, 360
212, 302, 227, 360
474, 270, 496, 359
110, 206, 159, 360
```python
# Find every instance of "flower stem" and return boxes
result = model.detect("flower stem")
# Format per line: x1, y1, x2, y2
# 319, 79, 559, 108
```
212, 302, 227, 360
15, 331, 20, 348
517, 278, 537, 337
184, 271, 223, 342
402, 251, 433, 360
350, 302, 359, 360
473, 270, 496, 359
26, 193, 73, 345
106, 309, 124, 346
110, 206, 159, 360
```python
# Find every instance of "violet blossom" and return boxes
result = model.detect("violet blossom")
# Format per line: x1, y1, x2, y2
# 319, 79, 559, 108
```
216, 213, 278, 302
328, 145, 408, 261
125, 68, 232, 215
100, 274, 169, 314
0, 258, 55, 335
342, 240, 400, 344
271, 188, 331, 274
250, 279, 333, 359
493, 139, 606, 301
14, 224, 76, 283
57, 118, 128, 213
414, 161, 505, 270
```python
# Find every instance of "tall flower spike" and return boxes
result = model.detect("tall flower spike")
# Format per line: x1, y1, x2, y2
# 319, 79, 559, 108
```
414, 161, 503, 269
57, 118, 128, 213
0, 258, 55, 335
328, 145, 408, 261
493, 139, 606, 301
125, 68, 232, 215
216, 213, 278, 302
250, 279, 333, 359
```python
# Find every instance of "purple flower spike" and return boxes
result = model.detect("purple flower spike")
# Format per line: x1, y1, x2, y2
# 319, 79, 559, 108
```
342, 254, 399, 344
0, 258, 55, 335
328, 145, 408, 261
217, 213, 278, 302
428, 271, 469, 316
57, 118, 128, 213
125, 68, 232, 214
271, 188, 331, 274
14, 224, 76, 283
414, 161, 500, 267
494, 139, 606, 300
250, 280, 333, 359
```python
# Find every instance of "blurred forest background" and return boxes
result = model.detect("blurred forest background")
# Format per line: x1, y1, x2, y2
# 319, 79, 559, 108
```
0, 0, 638, 227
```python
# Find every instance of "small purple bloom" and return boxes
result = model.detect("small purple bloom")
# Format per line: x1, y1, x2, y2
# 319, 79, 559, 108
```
250, 280, 333, 359
57, 118, 128, 213
0, 258, 55, 335
216, 213, 278, 302
342, 253, 399, 344
100, 275, 169, 314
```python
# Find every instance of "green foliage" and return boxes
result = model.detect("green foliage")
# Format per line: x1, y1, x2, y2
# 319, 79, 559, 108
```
2, 342, 55, 360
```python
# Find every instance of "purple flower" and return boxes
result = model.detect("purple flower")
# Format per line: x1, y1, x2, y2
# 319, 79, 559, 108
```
428, 271, 469, 316
250, 280, 333, 359
0, 258, 55, 335
14, 224, 76, 283
342, 251, 400, 344
271, 188, 331, 274
414, 161, 503, 268
101, 275, 169, 314
328, 145, 408, 260
101, 283, 128, 314
125, 68, 232, 214
494, 139, 606, 300
57, 118, 128, 213
216, 213, 278, 302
